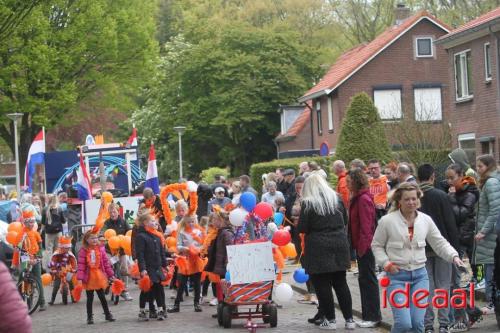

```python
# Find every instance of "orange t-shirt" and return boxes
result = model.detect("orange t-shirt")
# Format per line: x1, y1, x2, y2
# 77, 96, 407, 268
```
369, 175, 389, 207
21, 228, 42, 255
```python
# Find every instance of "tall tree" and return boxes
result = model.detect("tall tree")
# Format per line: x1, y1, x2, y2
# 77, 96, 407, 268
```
0, 0, 158, 176
132, 27, 321, 180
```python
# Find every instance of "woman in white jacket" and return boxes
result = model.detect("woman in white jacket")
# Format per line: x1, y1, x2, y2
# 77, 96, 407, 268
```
372, 182, 464, 333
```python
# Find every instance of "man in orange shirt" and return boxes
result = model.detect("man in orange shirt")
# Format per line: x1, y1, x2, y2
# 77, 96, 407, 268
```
333, 160, 350, 208
13, 206, 46, 311
367, 159, 389, 220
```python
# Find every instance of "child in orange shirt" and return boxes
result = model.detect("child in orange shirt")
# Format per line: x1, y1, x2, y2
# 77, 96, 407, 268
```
12, 208, 46, 311
76, 230, 116, 324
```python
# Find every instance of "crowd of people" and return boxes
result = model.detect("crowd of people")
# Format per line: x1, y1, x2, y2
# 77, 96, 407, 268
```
2, 149, 500, 333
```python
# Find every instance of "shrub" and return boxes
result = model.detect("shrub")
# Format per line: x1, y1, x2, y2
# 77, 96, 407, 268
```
199, 167, 229, 184
335, 92, 392, 165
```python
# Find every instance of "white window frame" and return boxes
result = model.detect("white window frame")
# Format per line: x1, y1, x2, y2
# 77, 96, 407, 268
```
454, 49, 473, 101
373, 89, 402, 120
327, 97, 333, 131
316, 101, 323, 135
415, 37, 434, 58
484, 43, 492, 81
414, 87, 442, 121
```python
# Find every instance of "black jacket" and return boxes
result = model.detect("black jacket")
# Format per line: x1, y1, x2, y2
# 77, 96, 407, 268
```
298, 200, 350, 274
103, 217, 130, 236
41, 207, 66, 234
448, 179, 479, 247
419, 184, 459, 252
134, 226, 167, 283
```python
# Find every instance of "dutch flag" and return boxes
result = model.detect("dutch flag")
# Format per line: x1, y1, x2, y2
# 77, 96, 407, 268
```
24, 130, 45, 192
76, 149, 92, 201
145, 143, 160, 195
127, 126, 138, 147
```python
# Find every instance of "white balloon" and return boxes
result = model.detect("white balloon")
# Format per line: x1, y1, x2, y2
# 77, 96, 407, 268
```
274, 283, 293, 303
229, 207, 247, 227
187, 181, 198, 193
267, 222, 278, 233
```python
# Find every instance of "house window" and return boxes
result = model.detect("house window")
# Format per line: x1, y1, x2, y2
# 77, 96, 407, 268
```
316, 101, 323, 135
485, 43, 492, 81
373, 89, 402, 120
454, 50, 473, 100
327, 97, 333, 131
414, 88, 442, 121
416, 37, 433, 57
458, 133, 476, 164
280, 107, 303, 134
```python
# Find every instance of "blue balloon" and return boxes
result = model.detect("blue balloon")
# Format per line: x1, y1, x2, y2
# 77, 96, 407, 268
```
274, 212, 284, 226
240, 192, 257, 212
225, 271, 231, 282
293, 268, 309, 283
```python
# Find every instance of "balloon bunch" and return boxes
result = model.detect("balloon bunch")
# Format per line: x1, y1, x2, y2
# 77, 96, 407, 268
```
105, 230, 132, 256
6, 222, 23, 246
229, 192, 275, 227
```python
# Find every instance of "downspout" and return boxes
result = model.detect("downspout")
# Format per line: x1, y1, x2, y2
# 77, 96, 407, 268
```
273, 139, 280, 159
488, 25, 500, 106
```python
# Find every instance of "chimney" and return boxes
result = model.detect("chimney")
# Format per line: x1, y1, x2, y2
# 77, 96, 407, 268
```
394, 3, 411, 25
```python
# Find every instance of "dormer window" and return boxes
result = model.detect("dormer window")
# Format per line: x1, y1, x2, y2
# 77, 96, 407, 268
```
416, 37, 433, 58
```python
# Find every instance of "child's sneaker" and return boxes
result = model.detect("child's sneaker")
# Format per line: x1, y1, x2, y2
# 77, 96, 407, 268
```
157, 310, 166, 321
449, 321, 468, 332
345, 318, 355, 330
149, 310, 158, 319
319, 318, 336, 330
138, 310, 149, 322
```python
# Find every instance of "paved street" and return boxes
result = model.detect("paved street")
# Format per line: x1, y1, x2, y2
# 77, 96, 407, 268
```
31, 267, 500, 333
32, 281, 385, 333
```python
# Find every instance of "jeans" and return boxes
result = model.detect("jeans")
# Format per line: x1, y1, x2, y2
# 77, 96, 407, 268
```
357, 250, 382, 321
309, 271, 353, 321
484, 263, 494, 303
386, 267, 429, 333
45, 232, 61, 257
424, 256, 452, 328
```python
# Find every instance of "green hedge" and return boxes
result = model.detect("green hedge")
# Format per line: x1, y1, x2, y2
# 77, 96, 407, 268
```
250, 156, 336, 193
199, 167, 230, 184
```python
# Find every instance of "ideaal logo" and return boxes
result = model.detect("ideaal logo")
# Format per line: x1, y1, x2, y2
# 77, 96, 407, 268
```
379, 276, 475, 309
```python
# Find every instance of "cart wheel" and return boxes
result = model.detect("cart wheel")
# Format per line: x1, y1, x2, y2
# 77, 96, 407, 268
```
217, 303, 225, 326
269, 304, 278, 327
222, 304, 232, 328
262, 304, 270, 323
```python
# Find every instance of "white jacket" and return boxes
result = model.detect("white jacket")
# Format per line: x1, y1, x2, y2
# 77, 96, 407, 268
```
371, 210, 458, 271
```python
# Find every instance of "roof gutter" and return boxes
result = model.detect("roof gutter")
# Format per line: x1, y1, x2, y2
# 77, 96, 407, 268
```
298, 89, 333, 103
436, 17, 500, 47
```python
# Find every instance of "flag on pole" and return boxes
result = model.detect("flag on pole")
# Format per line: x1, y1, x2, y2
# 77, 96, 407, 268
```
24, 129, 45, 192
75, 149, 92, 201
145, 143, 159, 195
127, 126, 138, 147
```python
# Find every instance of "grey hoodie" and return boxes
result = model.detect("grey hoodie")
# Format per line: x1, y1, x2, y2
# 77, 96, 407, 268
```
449, 148, 477, 179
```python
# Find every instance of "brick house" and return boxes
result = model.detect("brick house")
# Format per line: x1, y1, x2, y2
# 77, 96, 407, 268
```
276, 7, 451, 158
436, 7, 500, 163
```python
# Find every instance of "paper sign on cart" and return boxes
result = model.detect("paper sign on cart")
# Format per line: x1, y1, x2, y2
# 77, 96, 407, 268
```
226, 242, 275, 284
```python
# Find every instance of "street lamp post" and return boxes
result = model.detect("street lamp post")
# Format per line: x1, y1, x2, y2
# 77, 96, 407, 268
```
7, 113, 23, 196
173, 126, 186, 180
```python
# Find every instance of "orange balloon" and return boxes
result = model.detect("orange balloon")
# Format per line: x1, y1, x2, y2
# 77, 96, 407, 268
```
280, 243, 297, 259
108, 236, 121, 250
6, 231, 20, 246
166, 237, 177, 248
124, 246, 132, 256
41, 273, 53, 286
126, 230, 132, 237
7, 222, 23, 234
121, 236, 131, 251
104, 229, 116, 240
118, 235, 125, 243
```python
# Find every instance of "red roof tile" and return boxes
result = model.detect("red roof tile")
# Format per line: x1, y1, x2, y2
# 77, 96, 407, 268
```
300, 11, 450, 101
442, 6, 500, 38
277, 107, 310, 139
